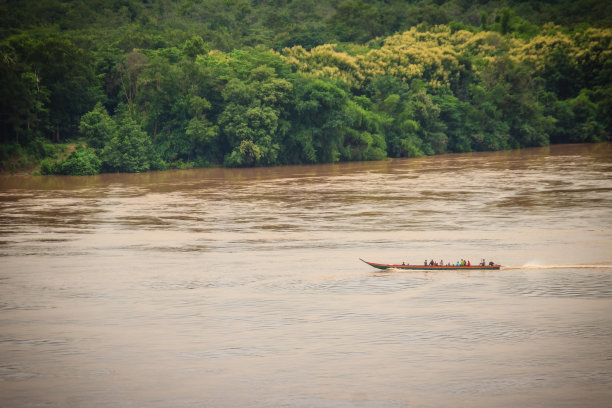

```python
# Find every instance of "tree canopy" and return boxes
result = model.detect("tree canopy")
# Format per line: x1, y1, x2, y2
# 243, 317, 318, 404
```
1, 0, 611, 174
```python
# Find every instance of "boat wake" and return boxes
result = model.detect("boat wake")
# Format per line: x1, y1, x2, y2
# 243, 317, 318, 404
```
502, 264, 612, 270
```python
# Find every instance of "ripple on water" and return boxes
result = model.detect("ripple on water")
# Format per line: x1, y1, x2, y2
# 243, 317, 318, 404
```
0, 365, 38, 382
502, 268, 612, 298
0, 144, 611, 408
260, 273, 432, 296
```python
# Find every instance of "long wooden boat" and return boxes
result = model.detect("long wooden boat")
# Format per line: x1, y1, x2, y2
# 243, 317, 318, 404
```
360, 259, 501, 271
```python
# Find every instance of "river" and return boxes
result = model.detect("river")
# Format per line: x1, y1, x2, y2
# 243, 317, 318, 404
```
1, 143, 611, 407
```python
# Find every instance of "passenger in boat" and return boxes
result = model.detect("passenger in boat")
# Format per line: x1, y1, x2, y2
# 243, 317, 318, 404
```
429, 260, 434, 266
467, 260, 471, 266
424, 260, 427, 266
489, 261, 494, 266
402, 262, 405, 265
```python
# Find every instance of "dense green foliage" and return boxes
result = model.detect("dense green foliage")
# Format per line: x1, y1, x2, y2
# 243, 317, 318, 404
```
1, 0, 611, 174
41, 146, 101, 175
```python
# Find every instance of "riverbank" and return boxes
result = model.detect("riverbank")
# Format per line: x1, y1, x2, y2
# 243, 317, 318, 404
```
0, 141, 608, 178
0, 142, 78, 176
2, 141, 611, 179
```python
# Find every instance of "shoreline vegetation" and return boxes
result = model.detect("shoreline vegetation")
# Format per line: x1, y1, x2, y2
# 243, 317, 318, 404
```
1, 0, 611, 175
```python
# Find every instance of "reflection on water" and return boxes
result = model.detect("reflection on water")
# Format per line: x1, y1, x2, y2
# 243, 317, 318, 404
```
1, 143, 611, 407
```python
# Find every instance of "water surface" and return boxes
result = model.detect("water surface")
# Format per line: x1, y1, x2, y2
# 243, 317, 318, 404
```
1, 143, 611, 407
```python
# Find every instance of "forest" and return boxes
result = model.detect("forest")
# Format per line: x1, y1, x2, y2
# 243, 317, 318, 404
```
1, 0, 611, 174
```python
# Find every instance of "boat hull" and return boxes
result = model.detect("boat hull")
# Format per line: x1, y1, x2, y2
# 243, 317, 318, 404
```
360, 259, 501, 271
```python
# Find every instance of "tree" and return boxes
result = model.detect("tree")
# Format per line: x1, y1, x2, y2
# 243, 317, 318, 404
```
498, 8, 512, 35
551, 90, 607, 143
283, 77, 347, 163
181, 95, 219, 163
480, 11, 489, 30
101, 114, 164, 172
78, 102, 117, 148
328, 0, 382, 43
117, 49, 148, 115
218, 62, 292, 167
41, 146, 102, 176
183, 36, 207, 61
27, 37, 101, 142
0, 37, 50, 144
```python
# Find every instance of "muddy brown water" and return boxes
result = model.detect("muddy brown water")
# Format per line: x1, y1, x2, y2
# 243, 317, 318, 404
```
1, 143, 611, 407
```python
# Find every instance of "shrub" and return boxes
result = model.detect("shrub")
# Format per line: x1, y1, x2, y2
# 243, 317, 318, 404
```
42, 147, 101, 175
